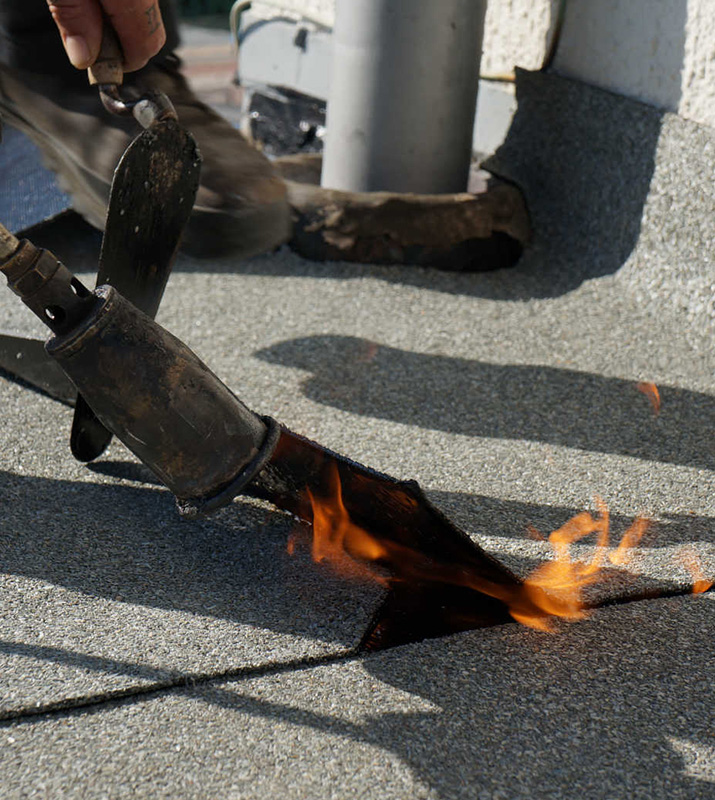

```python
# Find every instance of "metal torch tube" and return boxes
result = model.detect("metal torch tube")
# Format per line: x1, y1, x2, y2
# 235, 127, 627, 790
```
0, 239, 278, 515
320, 0, 486, 194
46, 286, 278, 515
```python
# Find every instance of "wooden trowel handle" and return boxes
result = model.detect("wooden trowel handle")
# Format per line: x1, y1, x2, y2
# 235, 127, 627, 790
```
87, 20, 124, 86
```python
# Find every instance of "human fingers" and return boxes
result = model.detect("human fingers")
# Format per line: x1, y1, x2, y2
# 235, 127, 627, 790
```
99, 0, 166, 72
46, 0, 105, 69
46, 0, 166, 72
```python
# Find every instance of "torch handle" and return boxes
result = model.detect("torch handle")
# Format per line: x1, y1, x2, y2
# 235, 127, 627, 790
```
87, 19, 124, 86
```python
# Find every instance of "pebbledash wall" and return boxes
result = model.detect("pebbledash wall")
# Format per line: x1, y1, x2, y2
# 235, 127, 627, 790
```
551, 0, 715, 128
252, 0, 715, 129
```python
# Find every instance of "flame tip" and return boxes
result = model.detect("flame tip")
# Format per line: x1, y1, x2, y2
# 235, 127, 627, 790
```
636, 381, 661, 415
297, 470, 704, 636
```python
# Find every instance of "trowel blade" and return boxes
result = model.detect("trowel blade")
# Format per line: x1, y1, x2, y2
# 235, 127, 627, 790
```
96, 118, 201, 315
246, 427, 520, 651
70, 117, 201, 463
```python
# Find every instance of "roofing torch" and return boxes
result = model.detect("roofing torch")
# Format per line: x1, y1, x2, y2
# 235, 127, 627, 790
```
0, 227, 526, 650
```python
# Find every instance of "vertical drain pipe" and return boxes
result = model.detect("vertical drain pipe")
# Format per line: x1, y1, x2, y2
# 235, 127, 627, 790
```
321, 0, 487, 194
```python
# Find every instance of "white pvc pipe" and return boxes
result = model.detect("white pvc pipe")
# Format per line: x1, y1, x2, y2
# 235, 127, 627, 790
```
321, 0, 486, 194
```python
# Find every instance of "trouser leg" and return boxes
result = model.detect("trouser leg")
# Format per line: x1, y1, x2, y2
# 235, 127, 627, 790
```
0, 0, 180, 74
0, 0, 291, 259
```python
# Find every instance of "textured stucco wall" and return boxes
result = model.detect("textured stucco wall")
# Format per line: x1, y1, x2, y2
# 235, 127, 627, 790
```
481, 0, 555, 76
251, 0, 557, 74
679, 0, 715, 126
254, 0, 715, 128
251, 0, 335, 27
486, 0, 715, 128
553, 0, 715, 127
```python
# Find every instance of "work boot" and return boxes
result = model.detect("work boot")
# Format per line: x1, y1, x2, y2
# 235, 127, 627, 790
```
0, 53, 292, 258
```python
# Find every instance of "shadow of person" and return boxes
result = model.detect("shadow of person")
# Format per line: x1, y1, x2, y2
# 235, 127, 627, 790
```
256, 335, 715, 470
194, 594, 714, 800
359, 594, 715, 798
0, 469, 381, 647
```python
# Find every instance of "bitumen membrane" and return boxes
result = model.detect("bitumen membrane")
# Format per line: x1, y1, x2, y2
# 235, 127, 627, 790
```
2, 595, 713, 799
0, 63, 713, 797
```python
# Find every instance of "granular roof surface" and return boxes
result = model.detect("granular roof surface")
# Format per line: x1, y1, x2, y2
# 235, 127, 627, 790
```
0, 66, 713, 798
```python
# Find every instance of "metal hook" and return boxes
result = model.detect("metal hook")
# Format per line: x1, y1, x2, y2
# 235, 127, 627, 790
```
98, 85, 179, 129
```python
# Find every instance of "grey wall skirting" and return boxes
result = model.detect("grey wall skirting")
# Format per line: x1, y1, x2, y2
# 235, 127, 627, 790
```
484, 69, 715, 347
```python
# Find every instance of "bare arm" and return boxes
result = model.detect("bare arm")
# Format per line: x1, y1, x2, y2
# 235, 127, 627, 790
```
46, 0, 166, 72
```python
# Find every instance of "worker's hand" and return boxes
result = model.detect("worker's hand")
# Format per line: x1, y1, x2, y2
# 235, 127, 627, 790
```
47, 1, 166, 72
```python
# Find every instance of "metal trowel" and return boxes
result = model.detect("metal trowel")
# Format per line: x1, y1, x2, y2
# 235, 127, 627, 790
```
68, 22, 201, 462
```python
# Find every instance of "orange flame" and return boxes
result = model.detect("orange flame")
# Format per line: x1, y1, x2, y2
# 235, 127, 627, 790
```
608, 516, 650, 566
636, 382, 661, 415
678, 547, 713, 594
291, 466, 709, 632
357, 341, 380, 363
304, 467, 390, 585
525, 525, 546, 542
508, 502, 610, 631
